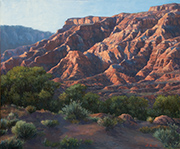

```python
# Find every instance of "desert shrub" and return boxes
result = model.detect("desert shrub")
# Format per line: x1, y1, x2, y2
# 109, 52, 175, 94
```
88, 116, 100, 122
153, 123, 180, 148
99, 95, 148, 120
60, 136, 81, 148
116, 117, 125, 124
0, 119, 8, 129
11, 120, 37, 140
41, 120, 59, 127
146, 116, 154, 123
43, 136, 93, 149
81, 92, 101, 113
1, 118, 19, 129
43, 137, 93, 148
97, 115, 117, 131
99, 96, 128, 115
7, 112, 19, 120
139, 125, 169, 133
110, 96, 129, 115
0, 129, 7, 136
126, 96, 148, 120
152, 95, 180, 118
0, 137, 24, 149
43, 138, 60, 147
83, 139, 93, 145
1, 66, 60, 109
7, 119, 19, 128
146, 108, 157, 118
58, 110, 63, 114
59, 84, 87, 107
62, 101, 90, 121
134, 117, 138, 121
25, 105, 36, 114
48, 99, 63, 113
98, 98, 112, 114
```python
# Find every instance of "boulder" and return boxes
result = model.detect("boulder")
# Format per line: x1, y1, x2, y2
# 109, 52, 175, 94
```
118, 114, 137, 127
153, 115, 176, 125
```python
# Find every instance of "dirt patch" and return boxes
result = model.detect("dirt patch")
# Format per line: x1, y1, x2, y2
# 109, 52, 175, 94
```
1, 109, 166, 149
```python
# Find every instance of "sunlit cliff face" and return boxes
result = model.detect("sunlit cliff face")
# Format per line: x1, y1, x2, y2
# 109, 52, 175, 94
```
1, 3, 180, 96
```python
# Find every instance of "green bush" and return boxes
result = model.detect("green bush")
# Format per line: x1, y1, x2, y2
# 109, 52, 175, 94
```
62, 101, 90, 121
41, 120, 59, 127
0, 129, 7, 136
88, 116, 100, 122
99, 95, 148, 120
97, 115, 117, 131
43, 138, 60, 147
0, 137, 24, 149
25, 105, 36, 114
81, 92, 101, 113
43, 137, 93, 148
43, 136, 93, 149
126, 96, 148, 120
48, 99, 63, 113
139, 125, 169, 133
152, 95, 180, 118
1, 118, 19, 129
59, 84, 87, 107
11, 120, 37, 140
7, 119, 19, 128
146, 116, 154, 123
153, 123, 180, 148
1, 66, 60, 109
0, 119, 8, 129
60, 136, 81, 148
7, 112, 19, 120
83, 139, 93, 145
99, 96, 129, 115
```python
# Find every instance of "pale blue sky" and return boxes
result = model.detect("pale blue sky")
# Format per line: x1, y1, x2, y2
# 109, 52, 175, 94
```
1, 0, 179, 33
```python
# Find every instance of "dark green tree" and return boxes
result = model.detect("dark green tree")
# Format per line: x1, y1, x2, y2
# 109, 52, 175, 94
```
127, 96, 148, 120
58, 84, 87, 107
99, 96, 129, 115
152, 95, 180, 118
99, 95, 148, 120
1, 66, 60, 110
82, 92, 101, 113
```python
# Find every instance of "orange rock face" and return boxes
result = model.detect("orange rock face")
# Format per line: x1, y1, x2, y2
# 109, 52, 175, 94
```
1, 3, 180, 97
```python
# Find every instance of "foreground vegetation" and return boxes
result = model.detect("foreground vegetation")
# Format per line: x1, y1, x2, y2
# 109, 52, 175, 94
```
1, 66, 60, 110
43, 136, 93, 148
1, 66, 180, 120
1, 66, 180, 148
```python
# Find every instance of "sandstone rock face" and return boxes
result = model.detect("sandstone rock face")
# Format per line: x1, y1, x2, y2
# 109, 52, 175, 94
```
90, 113, 108, 119
1, 3, 180, 97
118, 114, 137, 126
153, 115, 176, 125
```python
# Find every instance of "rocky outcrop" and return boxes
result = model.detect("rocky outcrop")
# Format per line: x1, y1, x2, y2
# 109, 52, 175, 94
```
153, 115, 176, 125
118, 114, 137, 126
64, 16, 106, 29
48, 50, 96, 80
148, 3, 180, 12
1, 3, 180, 97
89, 113, 108, 119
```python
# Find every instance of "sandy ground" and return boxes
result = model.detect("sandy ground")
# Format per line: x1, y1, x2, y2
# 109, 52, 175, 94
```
0, 107, 166, 149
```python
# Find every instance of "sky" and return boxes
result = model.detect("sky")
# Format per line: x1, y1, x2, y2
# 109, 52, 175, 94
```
1, 0, 179, 33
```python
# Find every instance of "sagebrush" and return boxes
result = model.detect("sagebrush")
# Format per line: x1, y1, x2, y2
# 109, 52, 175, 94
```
11, 120, 37, 140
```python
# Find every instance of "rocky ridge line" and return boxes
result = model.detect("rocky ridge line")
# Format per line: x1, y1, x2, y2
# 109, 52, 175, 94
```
1, 3, 180, 97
